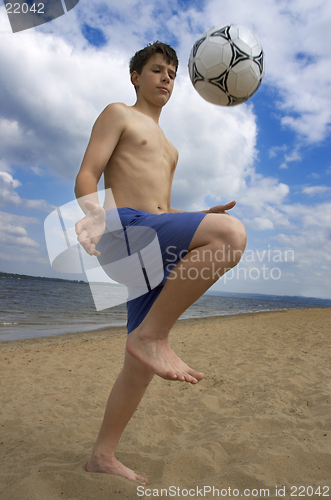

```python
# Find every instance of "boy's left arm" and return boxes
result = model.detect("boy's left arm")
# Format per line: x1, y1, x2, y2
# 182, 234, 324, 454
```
201, 201, 236, 213
169, 201, 236, 214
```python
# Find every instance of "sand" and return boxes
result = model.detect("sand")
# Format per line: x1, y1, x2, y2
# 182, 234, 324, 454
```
0, 308, 330, 500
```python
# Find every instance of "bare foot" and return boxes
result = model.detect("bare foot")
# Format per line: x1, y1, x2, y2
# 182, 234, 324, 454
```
126, 327, 204, 384
86, 453, 147, 484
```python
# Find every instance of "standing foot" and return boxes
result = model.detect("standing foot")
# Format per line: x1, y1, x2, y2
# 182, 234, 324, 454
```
126, 327, 204, 384
86, 453, 148, 484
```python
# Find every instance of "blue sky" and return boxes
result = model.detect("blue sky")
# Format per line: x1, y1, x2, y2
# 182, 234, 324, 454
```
0, 0, 330, 298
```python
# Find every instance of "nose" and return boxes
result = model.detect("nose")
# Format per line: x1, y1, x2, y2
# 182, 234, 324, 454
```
162, 71, 170, 82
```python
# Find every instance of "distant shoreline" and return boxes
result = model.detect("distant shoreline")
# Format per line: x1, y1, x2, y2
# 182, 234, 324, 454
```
1, 307, 331, 345
1, 271, 330, 302
1, 272, 330, 343
0, 271, 87, 285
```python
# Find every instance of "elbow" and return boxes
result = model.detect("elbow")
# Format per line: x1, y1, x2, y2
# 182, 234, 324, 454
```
74, 175, 81, 199
74, 170, 100, 200
74, 171, 88, 200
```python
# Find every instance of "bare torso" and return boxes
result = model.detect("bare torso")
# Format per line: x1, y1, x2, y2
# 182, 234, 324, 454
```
104, 104, 178, 214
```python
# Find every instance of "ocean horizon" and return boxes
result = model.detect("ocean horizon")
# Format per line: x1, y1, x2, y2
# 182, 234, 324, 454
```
1, 272, 330, 342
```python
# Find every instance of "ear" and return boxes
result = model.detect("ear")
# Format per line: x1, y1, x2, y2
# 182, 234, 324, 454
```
130, 70, 140, 89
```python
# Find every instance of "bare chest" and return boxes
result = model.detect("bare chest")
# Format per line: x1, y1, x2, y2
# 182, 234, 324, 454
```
120, 118, 176, 166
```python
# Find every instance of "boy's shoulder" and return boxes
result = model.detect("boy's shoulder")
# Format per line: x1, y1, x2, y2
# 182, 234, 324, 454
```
97, 102, 145, 127
92, 102, 134, 135
99, 102, 130, 120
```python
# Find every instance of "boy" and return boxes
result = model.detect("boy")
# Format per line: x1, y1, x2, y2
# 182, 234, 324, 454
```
75, 42, 246, 483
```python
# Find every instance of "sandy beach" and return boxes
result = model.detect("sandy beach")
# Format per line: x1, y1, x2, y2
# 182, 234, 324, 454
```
0, 308, 330, 499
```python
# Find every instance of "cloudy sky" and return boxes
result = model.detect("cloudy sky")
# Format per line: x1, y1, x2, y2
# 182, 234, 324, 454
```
0, 0, 330, 299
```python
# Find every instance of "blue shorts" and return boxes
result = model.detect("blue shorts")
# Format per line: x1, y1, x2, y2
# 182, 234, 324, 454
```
97, 207, 207, 333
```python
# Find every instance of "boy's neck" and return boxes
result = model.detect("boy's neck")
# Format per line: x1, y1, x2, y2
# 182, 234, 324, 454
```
133, 98, 162, 124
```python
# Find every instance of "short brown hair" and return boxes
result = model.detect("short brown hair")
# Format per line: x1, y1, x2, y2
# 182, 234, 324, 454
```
129, 41, 179, 75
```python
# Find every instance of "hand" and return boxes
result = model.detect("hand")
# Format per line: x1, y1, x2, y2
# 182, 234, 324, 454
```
206, 200, 236, 214
75, 200, 106, 256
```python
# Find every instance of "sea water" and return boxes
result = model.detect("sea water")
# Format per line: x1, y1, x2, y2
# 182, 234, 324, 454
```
1, 275, 330, 342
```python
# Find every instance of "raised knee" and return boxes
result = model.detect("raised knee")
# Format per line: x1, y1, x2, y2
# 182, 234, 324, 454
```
229, 219, 247, 265
214, 216, 247, 265
233, 218, 247, 253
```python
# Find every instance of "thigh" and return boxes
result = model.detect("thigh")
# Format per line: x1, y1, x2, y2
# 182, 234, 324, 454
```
187, 213, 243, 251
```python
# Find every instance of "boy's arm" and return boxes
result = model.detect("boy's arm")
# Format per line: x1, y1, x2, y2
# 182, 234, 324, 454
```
75, 103, 127, 212
170, 201, 236, 214
201, 201, 236, 213
75, 103, 127, 255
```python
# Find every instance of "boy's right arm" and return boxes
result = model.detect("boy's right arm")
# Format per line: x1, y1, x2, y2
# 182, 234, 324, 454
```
75, 103, 126, 209
74, 103, 127, 255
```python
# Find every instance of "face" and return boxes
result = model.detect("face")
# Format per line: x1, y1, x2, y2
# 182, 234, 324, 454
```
132, 53, 176, 106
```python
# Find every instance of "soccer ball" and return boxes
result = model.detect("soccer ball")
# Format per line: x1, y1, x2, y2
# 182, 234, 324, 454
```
188, 24, 265, 106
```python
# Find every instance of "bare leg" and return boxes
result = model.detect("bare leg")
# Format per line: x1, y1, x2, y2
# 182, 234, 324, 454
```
86, 349, 154, 483
86, 214, 246, 478
127, 214, 247, 383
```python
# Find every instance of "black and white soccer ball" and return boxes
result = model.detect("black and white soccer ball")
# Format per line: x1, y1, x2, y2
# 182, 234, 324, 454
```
188, 24, 265, 106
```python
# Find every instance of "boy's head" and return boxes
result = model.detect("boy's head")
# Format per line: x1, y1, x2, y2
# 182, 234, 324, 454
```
130, 41, 178, 79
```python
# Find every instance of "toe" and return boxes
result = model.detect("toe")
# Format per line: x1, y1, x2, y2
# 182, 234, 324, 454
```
165, 371, 178, 380
188, 368, 204, 380
136, 472, 148, 485
186, 374, 198, 384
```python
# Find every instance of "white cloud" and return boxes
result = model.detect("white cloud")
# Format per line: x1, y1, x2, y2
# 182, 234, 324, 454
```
0, 211, 39, 225
0, 29, 134, 180
204, 0, 331, 144
0, 171, 22, 206
283, 202, 331, 226
1, 0, 329, 186
0, 159, 12, 173
162, 78, 293, 221
2, 234, 39, 248
0, 223, 27, 236
233, 200, 331, 297
243, 201, 331, 298
243, 217, 274, 231
279, 147, 302, 170
275, 202, 331, 280
0, 171, 21, 189
1, 0, 329, 183
239, 175, 290, 211
0, 211, 40, 251
0, 171, 53, 211
161, 77, 260, 210
0, 0, 330, 296
269, 144, 287, 159
302, 185, 331, 196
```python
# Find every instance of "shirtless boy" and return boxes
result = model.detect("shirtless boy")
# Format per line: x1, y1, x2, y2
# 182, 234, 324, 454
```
75, 42, 247, 483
